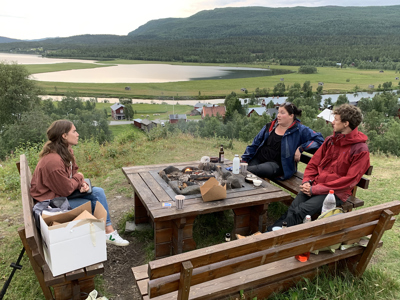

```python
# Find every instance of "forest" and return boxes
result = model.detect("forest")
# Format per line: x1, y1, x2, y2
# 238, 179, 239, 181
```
1, 6, 400, 69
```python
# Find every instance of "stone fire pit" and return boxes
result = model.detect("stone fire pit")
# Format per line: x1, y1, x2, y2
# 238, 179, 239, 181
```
158, 162, 243, 195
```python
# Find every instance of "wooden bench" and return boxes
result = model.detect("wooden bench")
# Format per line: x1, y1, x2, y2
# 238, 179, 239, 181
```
17, 154, 104, 300
132, 200, 400, 300
270, 152, 373, 212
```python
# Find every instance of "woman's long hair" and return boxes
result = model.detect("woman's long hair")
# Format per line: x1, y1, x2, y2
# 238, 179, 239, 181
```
39, 120, 75, 167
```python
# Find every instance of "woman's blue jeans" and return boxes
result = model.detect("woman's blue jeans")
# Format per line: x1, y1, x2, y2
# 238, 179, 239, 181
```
68, 187, 112, 227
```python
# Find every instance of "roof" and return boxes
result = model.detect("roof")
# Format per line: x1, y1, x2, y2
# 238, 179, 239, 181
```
248, 107, 266, 115
203, 105, 226, 117
194, 102, 207, 107
133, 119, 142, 122
110, 103, 124, 111
169, 114, 187, 120
141, 119, 152, 125
317, 108, 334, 122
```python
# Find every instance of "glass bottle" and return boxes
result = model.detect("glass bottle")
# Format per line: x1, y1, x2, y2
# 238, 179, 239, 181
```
295, 215, 311, 262
219, 145, 224, 163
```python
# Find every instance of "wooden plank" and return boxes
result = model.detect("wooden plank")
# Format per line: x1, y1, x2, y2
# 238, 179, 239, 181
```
148, 201, 400, 279
85, 263, 104, 276
52, 276, 95, 300
135, 193, 150, 224
122, 161, 203, 174
127, 173, 159, 204
354, 209, 393, 277
150, 190, 291, 221
19, 155, 43, 263
177, 261, 193, 300
155, 242, 172, 258
147, 219, 391, 296
43, 264, 66, 286
140, 172, 172, 203
132, 264, 149, 283
149, 246, 366, 300
65, 268, 86, 281
137, 279, 149, 297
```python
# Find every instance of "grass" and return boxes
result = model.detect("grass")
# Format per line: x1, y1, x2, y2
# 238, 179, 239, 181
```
22, 60, 400, 98
1, 129, 400, 299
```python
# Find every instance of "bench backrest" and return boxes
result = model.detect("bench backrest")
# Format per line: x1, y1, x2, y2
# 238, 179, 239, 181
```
146, 200, 400, 298
18, 154, 46, 267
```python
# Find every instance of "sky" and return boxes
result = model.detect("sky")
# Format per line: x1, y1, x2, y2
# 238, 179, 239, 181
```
1, 0, 399, 40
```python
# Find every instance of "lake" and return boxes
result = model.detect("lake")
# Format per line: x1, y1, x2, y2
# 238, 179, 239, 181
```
0, 53, 289, 83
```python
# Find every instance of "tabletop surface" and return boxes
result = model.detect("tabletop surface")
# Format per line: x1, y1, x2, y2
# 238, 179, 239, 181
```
122, 161, 291, 222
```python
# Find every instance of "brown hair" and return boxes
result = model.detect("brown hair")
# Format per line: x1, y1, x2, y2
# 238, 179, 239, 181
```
333, 104, 363, 130
279, 102, 302, 118
39, 120, 75, 167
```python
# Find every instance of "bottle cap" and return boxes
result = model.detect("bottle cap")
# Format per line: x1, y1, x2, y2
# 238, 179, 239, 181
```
329, 190, 334, 194
235, 154, 239, 157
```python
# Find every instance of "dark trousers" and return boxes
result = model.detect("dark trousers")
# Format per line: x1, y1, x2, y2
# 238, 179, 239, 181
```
267, 192, 344, 231
247, 157, 282, 179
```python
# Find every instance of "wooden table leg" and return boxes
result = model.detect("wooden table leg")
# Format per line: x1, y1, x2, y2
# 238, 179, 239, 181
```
172, 216, 196, 255
233, 203, 269, 236
250, 203, 269, 233
154, 220, 172, 258
233, 207, 251, 236
134, 192, 149, 225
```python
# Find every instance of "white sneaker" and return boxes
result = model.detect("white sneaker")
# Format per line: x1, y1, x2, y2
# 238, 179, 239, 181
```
105, 230, 129, 246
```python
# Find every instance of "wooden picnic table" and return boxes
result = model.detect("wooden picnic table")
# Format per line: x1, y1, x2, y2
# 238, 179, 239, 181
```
122, 160, 291, 258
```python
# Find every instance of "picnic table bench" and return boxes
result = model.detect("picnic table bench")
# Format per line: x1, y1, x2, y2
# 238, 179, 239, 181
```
269, 152, 373, 212
17, 154, 104, 300
132, 200, 400, 300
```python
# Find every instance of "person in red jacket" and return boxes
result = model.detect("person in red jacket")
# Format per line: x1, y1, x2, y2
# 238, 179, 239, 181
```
268, 104, 370, 230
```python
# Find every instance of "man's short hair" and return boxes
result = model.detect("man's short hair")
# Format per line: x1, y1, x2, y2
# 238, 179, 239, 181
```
333, 104, 363, 130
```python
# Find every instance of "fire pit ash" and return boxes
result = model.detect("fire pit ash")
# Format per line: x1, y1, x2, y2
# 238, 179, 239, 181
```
158, 162, 243, 195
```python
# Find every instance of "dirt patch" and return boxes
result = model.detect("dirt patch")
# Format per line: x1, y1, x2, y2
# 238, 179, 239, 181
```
102, 193, 144, 300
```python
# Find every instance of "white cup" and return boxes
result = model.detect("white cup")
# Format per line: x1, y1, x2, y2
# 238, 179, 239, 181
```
175, 195, 185, 209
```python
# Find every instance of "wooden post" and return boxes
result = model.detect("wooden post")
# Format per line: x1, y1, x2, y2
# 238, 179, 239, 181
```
177, 261, 193, 300
354, 209, 393, 277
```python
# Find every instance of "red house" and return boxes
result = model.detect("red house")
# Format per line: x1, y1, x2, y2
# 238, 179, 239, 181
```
110, 103, 125, 120
202, 105, 226, 119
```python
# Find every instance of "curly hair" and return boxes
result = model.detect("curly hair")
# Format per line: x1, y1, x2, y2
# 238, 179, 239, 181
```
333, 104, 363, 130
39, 120, 75, 167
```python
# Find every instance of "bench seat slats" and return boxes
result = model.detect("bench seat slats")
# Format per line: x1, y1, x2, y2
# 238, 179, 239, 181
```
145, 246, 369, 300
148, 201, 400, 280
147, 217, 395, 297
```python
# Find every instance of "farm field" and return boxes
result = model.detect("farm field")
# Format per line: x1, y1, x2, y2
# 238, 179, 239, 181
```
24, 61, 400, 99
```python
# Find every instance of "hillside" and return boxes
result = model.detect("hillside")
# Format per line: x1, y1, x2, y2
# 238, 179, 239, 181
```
0, 36, 21, 43
128, 6, 400, 39
1, 6, 400, 67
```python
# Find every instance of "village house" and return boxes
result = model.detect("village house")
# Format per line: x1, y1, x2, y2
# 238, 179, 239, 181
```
133, 118, 142, 129
140, 119, 156, 132
202, 105, 226, 119
247, 107, 278, 118
110, 103, 125, 120
169, 114, 187, 124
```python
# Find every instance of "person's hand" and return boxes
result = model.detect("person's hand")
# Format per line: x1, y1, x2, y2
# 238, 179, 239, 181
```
76, 172, 84, 178
300, 182, 312, 196
294, 148, 301, 162
80, 182, 90, 193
